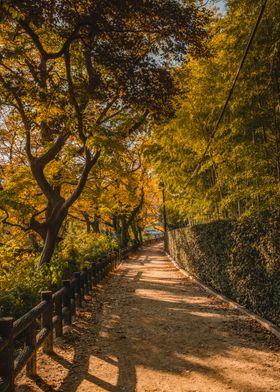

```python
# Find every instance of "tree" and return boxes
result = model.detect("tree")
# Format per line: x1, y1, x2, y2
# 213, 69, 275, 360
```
150, 0, 280, 223
0, 0, 209, 265
83, 131, 159, 248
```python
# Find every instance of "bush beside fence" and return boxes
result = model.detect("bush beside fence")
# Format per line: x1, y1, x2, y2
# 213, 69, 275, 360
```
166, 212, 280, 328
0, 238, 162, 392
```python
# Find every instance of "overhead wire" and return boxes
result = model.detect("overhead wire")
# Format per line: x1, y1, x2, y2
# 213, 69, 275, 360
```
185, 0, 269, 187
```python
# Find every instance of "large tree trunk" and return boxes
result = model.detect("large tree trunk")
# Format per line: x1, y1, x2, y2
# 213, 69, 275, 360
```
83, 212, 91, 233
131, 221, 140, 245
28, 151, 100, 267
39, 227, 59, 267
138, 226, 143, 244
120, 225, 130, 248
120, 216, 130, 248
91, 213, 100, 233
36, 207, 68, 267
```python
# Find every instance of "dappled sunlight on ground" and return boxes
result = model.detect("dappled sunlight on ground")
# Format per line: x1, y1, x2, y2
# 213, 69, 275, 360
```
16, 243, 280, 392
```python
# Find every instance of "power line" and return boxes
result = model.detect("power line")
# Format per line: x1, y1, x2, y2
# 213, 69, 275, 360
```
185, 0, 269, 187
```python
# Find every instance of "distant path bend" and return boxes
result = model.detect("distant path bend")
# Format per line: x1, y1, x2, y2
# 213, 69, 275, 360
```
18, 242, 280, 392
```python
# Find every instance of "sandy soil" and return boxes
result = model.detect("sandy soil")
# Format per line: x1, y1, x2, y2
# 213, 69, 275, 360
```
17, 242, 280, 392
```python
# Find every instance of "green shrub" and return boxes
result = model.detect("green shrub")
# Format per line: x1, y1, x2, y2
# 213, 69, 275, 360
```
0, 232, 118, 318
230, 211, 280, 324
59, 232, 118, 265
0, 256, 53, 318
167, 211, 280, 326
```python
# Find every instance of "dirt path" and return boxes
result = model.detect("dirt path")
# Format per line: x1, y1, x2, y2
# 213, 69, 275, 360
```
17, 243, 280, 392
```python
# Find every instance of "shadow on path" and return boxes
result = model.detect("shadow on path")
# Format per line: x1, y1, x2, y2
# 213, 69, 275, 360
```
17, 243, 280, 392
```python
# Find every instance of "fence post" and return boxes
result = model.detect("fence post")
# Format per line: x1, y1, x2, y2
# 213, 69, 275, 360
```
113, 251, 117, 269
95, 261, 100, 283
107, 256, 111, 273
0, 318, 14, 391
26, 320, 37, 377
110, 253, 114, 270
99, 260, 102, 280
54, 294, 63, 337
88, 266, 93, 290
74, 272, 82, 307
91, 263, 96, 285
83, 267, 89, 294
101, 259, 104, 280
100, 260, 104, 280
70, 280, 76, 317
41, 291, 53, 353
63, 280, 72, 325
80, 272, 85, 301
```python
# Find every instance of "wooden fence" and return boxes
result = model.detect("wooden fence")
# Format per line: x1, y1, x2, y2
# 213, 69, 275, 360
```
0, 238, 162, 391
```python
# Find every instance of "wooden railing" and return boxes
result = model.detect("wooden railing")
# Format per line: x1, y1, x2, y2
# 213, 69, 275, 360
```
0, 246, 129, 392
0, 237, 162, 392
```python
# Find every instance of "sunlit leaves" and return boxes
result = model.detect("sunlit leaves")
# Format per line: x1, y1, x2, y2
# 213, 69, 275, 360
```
150, 0, 280, 224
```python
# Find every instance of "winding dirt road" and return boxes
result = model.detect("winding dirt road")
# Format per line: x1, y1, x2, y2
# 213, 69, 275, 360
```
18, 242, 280, 392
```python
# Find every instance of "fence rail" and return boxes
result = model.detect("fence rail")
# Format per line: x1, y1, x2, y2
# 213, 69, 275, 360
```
0, 237, 162, 391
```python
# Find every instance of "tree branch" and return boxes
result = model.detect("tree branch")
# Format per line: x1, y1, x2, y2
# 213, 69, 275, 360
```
68, 213, 86, 223
64, 47, 86, 144
125, 111, 149, 136
101, 218, 115, 228
96, 94, 120, 126
62, 150, 101, 211
36, 132, 69, 168
0, 208, 30, 232
19, 19, 81, 60
127, 189, 144, 227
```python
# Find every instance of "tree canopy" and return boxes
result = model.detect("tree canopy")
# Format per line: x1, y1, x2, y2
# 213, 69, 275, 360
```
0, 0, 209, 265
150, 0, 280, 226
